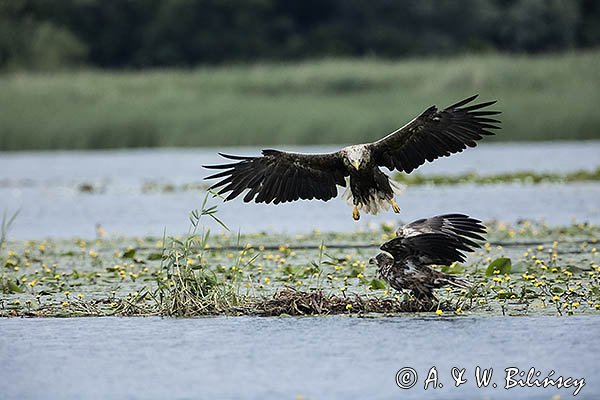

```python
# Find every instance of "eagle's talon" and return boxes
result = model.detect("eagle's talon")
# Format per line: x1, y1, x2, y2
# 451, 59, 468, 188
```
390, 199, 401, 213
352, 206, 360, 221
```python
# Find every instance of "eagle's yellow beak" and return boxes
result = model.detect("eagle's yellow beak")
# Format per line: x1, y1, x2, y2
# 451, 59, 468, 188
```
352, 160, 361, 170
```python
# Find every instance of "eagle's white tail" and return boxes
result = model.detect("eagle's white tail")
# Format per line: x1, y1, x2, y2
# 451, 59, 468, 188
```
342, 179, 405, 215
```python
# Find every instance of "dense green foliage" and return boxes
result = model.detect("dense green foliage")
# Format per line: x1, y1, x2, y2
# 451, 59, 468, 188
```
1, 0, 599, 69
1, 51, 598, 150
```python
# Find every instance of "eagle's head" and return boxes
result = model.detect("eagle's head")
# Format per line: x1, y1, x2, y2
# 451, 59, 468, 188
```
342, 145, 369, 170
369, 251, 394, 269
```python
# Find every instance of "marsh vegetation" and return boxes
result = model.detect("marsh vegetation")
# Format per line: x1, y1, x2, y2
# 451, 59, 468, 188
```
1, 195, 598, 318
1, 51, 600, 150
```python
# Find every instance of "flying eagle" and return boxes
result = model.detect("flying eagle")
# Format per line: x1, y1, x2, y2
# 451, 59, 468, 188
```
369, 214, 485, 303
204, 95, 500, 220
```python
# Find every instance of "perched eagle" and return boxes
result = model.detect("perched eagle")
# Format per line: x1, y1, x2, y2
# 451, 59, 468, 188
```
370, 214, 485, 303
204, 95, 500, 220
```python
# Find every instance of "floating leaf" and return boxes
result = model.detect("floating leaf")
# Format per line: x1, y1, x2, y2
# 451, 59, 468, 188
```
564, 265, 584, 273
495, 291, 517, 299
441, 262, 465, 274
7, 281, 24, 293
369, 278, 387, 290
485, 257, 512, 276
550, 286, 564, 294
122, 249, 136, 259
283, 265, 297, 275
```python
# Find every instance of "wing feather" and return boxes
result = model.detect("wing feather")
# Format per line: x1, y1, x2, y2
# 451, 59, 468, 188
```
384, 214, 486, 265
369, 95, 500, 173
204, 150, 348, 204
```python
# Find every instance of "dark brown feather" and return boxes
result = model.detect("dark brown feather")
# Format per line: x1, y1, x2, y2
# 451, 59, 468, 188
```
203, 150, 348, 204
382, 214, 486, 265
369, 95, 500, 173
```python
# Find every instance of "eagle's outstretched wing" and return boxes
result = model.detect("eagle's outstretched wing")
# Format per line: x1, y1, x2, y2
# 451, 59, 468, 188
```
381, 214, 486, 265
204, 150, 347, 204
368, 95, 501, 174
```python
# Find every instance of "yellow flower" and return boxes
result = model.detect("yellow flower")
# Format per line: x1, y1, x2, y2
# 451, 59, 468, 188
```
435, 309, 443, 316
89, 250, 98, 258
357, 273, 364, 279
62, 301, 70, 307
455, 307, 463, 314
345, 303, 352, 310
264, 277, 271, 284
552, 295, 560, 301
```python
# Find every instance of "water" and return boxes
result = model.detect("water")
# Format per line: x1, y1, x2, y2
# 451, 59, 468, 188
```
1, 316, 598, 399
1, 141, 599, 239
2, 143, 599, 400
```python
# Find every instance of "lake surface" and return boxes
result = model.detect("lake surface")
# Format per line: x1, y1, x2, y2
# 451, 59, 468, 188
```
2, 142, 599, 400
1, 315, 598, 400
1, 141, 599, 239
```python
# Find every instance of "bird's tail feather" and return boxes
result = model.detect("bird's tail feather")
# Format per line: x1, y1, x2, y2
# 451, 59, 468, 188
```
342, 178, 405, 215
444, 275, 472, 289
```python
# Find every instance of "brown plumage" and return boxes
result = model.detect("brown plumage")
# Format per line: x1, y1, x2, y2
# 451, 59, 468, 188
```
369, 214, 485, 303
204, 95, 500, 220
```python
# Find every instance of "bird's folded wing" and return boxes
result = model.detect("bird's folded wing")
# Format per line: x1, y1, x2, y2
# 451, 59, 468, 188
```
204, 150, 347, 204
399, 213, 486, 247
381, 233, 473, 264
369, 95, 501, 174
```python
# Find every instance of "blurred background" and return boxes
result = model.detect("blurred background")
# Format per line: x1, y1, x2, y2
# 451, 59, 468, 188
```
1, 0, 600, 238
1, 0, 599, 150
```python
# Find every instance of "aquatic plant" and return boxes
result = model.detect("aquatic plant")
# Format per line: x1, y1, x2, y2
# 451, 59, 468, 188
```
154, 194, 243, 316
0, 209, 20, 252
0, 216, 598, 317
393, 166, 600, 186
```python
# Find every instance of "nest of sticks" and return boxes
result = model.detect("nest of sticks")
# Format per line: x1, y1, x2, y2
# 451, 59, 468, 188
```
246, 287, 448, 316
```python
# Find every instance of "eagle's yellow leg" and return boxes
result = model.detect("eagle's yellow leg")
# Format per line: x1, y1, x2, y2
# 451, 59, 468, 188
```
390, 198, 401, 213
352, 206, 360, 221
